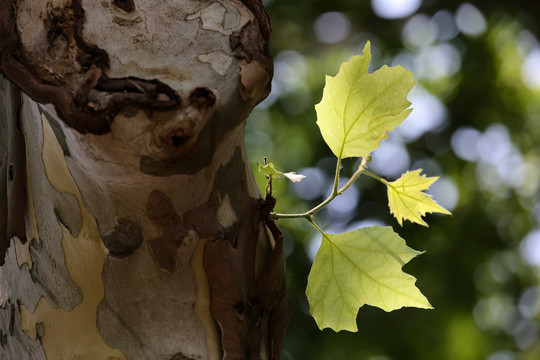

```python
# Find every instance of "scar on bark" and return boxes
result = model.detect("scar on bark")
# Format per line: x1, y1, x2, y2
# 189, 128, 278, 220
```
0, 0, 181, 135
113, 0, 136, 13
0, 0, 272, 136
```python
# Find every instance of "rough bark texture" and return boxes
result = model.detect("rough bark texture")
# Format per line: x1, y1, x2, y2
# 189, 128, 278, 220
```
0, 1, 291, 359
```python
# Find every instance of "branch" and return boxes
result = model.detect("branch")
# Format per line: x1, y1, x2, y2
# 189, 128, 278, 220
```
270, 156, 370, 220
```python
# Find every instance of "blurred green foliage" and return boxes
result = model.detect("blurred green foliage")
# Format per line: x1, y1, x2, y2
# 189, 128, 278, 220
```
245, 0, 540, 359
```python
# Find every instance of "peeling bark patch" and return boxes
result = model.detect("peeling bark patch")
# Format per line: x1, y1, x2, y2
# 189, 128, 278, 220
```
45, 3, 75, 45
40, 108, 71, 157
54, 192, 82, 238
202, 149, 292, 360
255, 218, 293, 359
113, 0, 136, 13
191, 237, 222, 360
230, 21, 273, 104
239, 60, 270, 101
239, 0, 272, 43
0, 75, 26, 265
0, 0, 182, 135
0, 288, 46, 357
112, 15, 143, 26
198, 52, 233, 76
0, 0, 17, 49
217, 194, 237, 228
189, 87, 217, 111
170, 353, 196, 360
19, 119, 127, 358
102, 218, 143, 258
8, 303, 15, 336
146, 191, 188, 272
186, 3, 229, 34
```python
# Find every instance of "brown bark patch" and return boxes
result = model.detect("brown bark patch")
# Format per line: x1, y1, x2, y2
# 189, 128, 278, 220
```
239, 0, 272, 44
112, 0, 136, 13
0, 76, 26, 266
146, 186, 223, 272
146, 191, 189, 273
102, 218, 143, 258
189, 87, 217, 111
230, 20, 273, 104
202, 151, 291, 360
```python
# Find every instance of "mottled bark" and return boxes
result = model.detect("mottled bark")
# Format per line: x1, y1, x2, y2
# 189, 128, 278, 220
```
0, 1, 291, 359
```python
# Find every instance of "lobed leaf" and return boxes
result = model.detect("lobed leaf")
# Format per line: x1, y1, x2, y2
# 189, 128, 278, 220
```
306, 226, 432, 332
386, 169, 452, 226
315, 42, 415, 159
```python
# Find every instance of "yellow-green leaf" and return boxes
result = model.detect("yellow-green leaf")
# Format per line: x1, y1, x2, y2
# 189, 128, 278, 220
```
306, 226, 432, 332
258, 162, 305, 182
315, 42, 415, 159
386, 169, 452, 226
258, 162, 282, 177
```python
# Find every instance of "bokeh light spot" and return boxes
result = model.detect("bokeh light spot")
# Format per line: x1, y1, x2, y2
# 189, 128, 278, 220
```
518, 287, 540, 319
486, 350, 515, 360
475, 124, 526, 189
512, 319, 538, 350
370, 138, 411, 178
432, 10, 459, 41
313, 12, 351, 44
402, 14, 438, 49
473, 295, 515, 330
412, 157, 442, 175
416, 43, 462, 79
347, 218, 386, 231
274, 50, 308, 91
371, 0, 421, 20
398, 86, 448, 142
521, 48, 540, 89
306, 235, 321, 263
456, 3, 487, 37
427, 176, 459, 212
323, 176, 359, 225
478, 124, 513, 165
291, 167, 329, 201
520, 229, 540, 267
451, 126, 481, 162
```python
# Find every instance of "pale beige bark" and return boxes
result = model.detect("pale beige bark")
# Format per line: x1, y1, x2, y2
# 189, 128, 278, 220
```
0, 1, 290, 359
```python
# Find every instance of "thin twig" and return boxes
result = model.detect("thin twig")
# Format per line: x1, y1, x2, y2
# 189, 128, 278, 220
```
270, 156, 370, 220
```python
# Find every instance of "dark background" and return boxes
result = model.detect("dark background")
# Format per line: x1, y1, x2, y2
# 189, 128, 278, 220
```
245, 0, 540, 359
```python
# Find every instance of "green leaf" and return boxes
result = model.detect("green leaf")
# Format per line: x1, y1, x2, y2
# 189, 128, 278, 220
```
258, 162, 281, 178
315, 42, 415, 159
258, 162, 305, 182
386, 169, 452, 226
306, 226, 432, 332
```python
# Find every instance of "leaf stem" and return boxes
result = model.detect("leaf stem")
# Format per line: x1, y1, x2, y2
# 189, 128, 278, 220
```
362, 169, 389, 185
306, 217, 326, 236
270, 156, 370, 220
332, 156, 342, 195
337, 156, 369, 195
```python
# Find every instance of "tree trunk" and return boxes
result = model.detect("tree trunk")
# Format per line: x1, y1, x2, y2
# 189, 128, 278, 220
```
0, 1, 291, 359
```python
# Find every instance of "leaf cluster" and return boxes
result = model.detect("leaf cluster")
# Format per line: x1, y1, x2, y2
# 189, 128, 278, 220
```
261, 42, 451, 332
